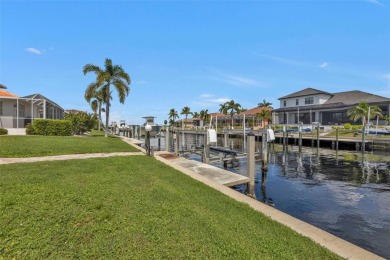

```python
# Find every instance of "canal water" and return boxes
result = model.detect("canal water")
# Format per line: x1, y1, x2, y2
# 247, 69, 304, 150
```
146, 136, 390, 258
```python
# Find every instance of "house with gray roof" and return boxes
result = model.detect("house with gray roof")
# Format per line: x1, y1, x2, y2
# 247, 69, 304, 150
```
0, 89, 64, 128
273, 88, 390, 126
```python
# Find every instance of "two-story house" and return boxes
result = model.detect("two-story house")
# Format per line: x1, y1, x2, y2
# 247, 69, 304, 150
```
273, 88, 390, 125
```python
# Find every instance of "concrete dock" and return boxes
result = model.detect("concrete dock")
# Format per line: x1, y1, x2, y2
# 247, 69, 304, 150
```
159, 154, 249, 187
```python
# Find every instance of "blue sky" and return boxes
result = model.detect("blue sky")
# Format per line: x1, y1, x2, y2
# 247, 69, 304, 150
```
1, 0, 389, 125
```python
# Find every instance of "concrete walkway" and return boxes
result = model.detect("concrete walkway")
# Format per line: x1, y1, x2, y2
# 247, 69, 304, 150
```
0, 152, 143, 165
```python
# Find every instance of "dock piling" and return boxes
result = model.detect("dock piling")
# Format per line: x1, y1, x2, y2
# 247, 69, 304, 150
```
261, 132, 268, 171
247, 132, 255, 196
165, 128, 170, 152
203, 131, 210, 164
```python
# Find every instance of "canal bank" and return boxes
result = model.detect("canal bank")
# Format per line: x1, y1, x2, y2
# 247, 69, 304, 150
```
123, 137, 384, 259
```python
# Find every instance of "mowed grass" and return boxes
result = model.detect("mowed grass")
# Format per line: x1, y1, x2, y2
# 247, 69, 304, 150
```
0, 131, 139, 157
0, 156, 340, 259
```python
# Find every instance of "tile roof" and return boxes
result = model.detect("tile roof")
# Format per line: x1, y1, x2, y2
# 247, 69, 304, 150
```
0, 89, 18, 97
278, 88, 332, 100
324, 90, 390, 105
239, 106, 272, 115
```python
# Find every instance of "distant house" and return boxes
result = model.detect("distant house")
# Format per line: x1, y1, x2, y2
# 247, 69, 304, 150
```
0, 89, 64, 128
210, 106, 273, 129
273, 88, 390, 125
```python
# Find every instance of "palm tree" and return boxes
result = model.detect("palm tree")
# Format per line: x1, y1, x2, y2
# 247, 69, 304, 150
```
199, 109, 210, 125
256, 109, 271, 128
192, 112, 200, 118
83, 58, 131, 137
85, 88, 106, 131
258, 99, 273, 108
181, 106, 192, 127
168, 108, 179, 126
219, 100, 242, 129
347, 101, 382, 126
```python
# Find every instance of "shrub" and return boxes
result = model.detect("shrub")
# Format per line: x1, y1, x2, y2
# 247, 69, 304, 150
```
64, 111, 96, 135
25, 124, 35, 135
0, 128, 8, 135
351, 125, 363, 131
344, 123, 352, 130
27, 119, 72, 136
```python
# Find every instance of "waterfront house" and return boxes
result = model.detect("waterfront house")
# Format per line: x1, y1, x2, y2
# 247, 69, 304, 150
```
273, 88, 390, 126
0, 88, 64, 128
210, 106, 272, 129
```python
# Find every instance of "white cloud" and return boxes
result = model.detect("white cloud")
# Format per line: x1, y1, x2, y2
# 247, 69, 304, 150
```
319, 62, 329, 68
383, 74, 390, 80
199, 93, 213, 99
133, 80, 147, 85
254, 53, 307, 67
367, 0, 384, 6
25, 47, 42, 55
223, 74, 258, 86
209, 98, 231, 103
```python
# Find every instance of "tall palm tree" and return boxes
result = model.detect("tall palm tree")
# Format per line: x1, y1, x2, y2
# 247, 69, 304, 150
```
199, 109, 210, 125
219, 100, 242, 129
258, 99, 273, 108
256, 109, 271, 128
85, 88, 106, 131
168, 108, 179, 126
181, 106, 192, 125
83, 58, 131, 137
192, 112, 200, 118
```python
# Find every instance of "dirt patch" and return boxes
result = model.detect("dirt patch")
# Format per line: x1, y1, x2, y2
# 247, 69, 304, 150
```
159, 153, 178, 160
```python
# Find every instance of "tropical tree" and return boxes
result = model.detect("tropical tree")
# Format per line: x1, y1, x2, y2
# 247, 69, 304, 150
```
258, 99, 273, 108
256, 109, 272, 128
219, 100, 242, 129
181, 106, 192, 123
83, 58, 131, 137
199, 109, 210, 125
192, 112, 200, 118
85, 88, 106, 131
168, 108, 179, 126
347, 101, 382, 127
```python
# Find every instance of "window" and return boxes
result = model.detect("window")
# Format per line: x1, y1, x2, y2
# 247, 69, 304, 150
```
283, 100, 286, 107
19, 105, 25, 117
296, 99, 299, 106
0, 101, 2, 115
305, 97, 314, 105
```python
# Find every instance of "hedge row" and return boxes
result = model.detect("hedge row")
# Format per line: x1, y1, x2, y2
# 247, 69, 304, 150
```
26, 119, 73, 136
0, 128, 8, 135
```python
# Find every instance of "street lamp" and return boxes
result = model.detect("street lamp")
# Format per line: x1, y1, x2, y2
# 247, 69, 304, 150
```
145, 124, 152, 156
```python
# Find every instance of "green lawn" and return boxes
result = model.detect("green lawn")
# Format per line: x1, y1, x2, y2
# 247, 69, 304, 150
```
0, 156, 340, 259
0, 131, 139, 157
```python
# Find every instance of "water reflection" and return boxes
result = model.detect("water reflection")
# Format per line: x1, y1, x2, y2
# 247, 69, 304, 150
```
214, 144, 390, 258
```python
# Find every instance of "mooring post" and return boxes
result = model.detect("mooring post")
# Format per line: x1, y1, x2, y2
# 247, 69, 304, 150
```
247, 132, 255, 196
282, 126, 286, 151
262, 132, 268, 171
203, 131, 210, 164
361, 123, 366, 154
224, 132, 229, 148
298, 133, 302, 153
316, 125, 320, 149
165, 128, 170, 152
175, 130, 180, 155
